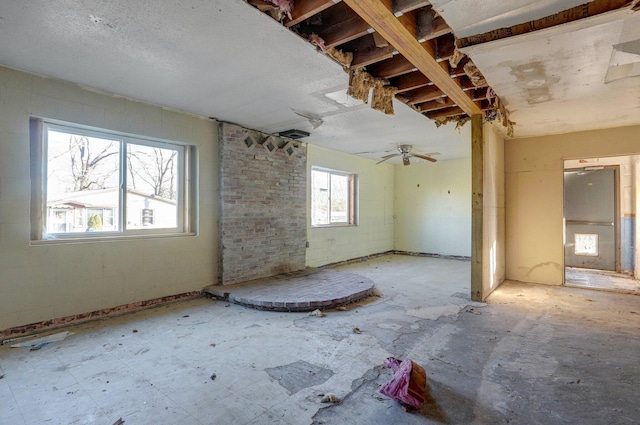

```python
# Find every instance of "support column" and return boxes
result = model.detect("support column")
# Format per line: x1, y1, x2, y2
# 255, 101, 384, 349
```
471, 114, 484, 301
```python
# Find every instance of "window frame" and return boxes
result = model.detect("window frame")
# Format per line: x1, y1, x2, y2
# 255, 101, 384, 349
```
30, 118, 195, 242
310, 167, 358, 228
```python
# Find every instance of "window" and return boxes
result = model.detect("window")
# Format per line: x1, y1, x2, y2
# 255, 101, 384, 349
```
32, 120, 193, 239
311, 168, 357, 226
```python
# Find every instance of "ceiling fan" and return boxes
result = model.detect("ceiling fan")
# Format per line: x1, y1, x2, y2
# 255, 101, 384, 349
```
376, 145, 438, 166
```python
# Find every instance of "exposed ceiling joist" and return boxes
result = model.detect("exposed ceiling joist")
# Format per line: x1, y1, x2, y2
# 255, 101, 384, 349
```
285, 0, 337, 27
390, 71, 431, 92
347, 35, 396, 67
457, 0, 635, 48
321, 6, 372, 47
367, 53, 415, 78
343, 0, 483, 116
393, 0, 431, 15
408, 85, 444, 104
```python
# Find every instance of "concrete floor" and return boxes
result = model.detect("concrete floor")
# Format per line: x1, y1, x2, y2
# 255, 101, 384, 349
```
565, 267, 640, 295
1, 254, 639, 424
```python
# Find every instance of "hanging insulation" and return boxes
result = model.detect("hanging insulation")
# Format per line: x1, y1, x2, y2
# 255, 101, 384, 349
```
463, 61, 487, 87
347, 68, 374, 103
327, 47, 353, 69
371, 80, 398, 115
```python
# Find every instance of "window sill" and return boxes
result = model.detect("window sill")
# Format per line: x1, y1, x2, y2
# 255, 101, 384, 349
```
30, 232, 197, 246
311, 224, 358, 229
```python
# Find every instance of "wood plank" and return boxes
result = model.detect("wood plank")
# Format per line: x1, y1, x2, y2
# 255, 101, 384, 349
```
322, 14, 371, 48
458, 0, 633, 48
285, 0, 336, 27
343, 0, 482, 116
367, 54, 415, 78
471, 114, 483, 301
389, 71, 431, 92
393, 0, 430, 15
425, 106, 464, 119
417, 97, 456, 112
346, 35, 395, 68
407, 85, 443, 104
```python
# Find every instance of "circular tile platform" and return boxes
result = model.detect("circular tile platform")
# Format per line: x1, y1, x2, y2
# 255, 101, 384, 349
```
204, 269, 374, 312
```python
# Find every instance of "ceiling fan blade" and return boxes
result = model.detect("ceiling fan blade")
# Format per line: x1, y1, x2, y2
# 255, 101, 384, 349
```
413, 153, 437, 162
376, 153, 400, 164
403, 156, 410, 166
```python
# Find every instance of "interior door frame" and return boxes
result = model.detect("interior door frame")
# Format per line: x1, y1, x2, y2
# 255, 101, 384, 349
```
562, 163, 621, 282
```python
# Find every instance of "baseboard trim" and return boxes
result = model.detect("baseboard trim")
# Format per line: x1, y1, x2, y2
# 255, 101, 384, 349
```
1, 291, 203, 343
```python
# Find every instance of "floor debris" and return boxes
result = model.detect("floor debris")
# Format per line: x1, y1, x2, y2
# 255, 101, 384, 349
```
112, 418, 125, 425
379, 357, 427, 410
210, 373, 217, 381
465, 308, 482, 315
336, 306, 347, 311
352, 327, 362, 334
308, 309, 325, 317
321, 393, 339, 403
10, 331, 74, 350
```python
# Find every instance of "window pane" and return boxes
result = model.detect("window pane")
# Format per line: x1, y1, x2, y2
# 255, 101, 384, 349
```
312, 170, 330, 225
126, 144, 179, 229
46, 129, 120, 233
330, 174, 348, 223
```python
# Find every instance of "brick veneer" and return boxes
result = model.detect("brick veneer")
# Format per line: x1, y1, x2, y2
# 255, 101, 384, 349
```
219, 123, 307, 285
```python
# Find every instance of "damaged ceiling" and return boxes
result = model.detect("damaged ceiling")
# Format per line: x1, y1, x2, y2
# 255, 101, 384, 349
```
0, 0, 639, 161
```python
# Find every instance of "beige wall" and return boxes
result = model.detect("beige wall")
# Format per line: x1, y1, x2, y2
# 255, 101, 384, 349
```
306, 144, 395, 267
483, 122, 505, 297
394, 158, 471, 257
505, 125, 640, 285
0, 67, 219, 330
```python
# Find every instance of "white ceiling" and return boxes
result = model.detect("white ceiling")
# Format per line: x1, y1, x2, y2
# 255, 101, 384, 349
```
0, 0, 638, 160
434, 1, 640, 138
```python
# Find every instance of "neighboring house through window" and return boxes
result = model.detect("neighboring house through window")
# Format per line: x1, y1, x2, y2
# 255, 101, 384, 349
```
31, 119, 194, 239
311, 167, 357, 226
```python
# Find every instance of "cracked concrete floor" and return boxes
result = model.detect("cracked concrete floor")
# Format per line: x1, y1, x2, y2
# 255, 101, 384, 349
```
1, 254, 639, 424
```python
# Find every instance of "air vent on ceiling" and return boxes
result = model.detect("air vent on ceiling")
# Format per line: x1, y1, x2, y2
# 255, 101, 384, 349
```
279, 129, 310, 139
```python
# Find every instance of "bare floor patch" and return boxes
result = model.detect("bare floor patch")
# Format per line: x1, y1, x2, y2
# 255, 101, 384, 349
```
265, 361, 334, 394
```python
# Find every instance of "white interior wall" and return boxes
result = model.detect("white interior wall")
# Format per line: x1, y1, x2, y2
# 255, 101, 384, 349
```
482, 122, 506, 297
305, 144, 395, 267
394, 158, 472, 257
505, 125, 640, 285
0, 67, 219, 330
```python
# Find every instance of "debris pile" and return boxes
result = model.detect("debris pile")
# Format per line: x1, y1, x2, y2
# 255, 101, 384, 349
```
379, 357, 427, 410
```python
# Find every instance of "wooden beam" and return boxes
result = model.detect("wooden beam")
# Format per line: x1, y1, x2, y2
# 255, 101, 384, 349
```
285, 0, 336, 27
367, 54, 416, 78
425, 106, 464, 119
407, 85, 443, 104
346, 35, 395, 68
389, 71, 431, 92
417, 97, 456, 112
471, 114, 483, 301
343, 0, 482, 116
322, 16, 371, 48
458, 0, 634, 48
316, 2, 371, 48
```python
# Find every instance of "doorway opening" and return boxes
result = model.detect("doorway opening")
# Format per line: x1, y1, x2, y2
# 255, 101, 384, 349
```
563, 155, 640, 294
